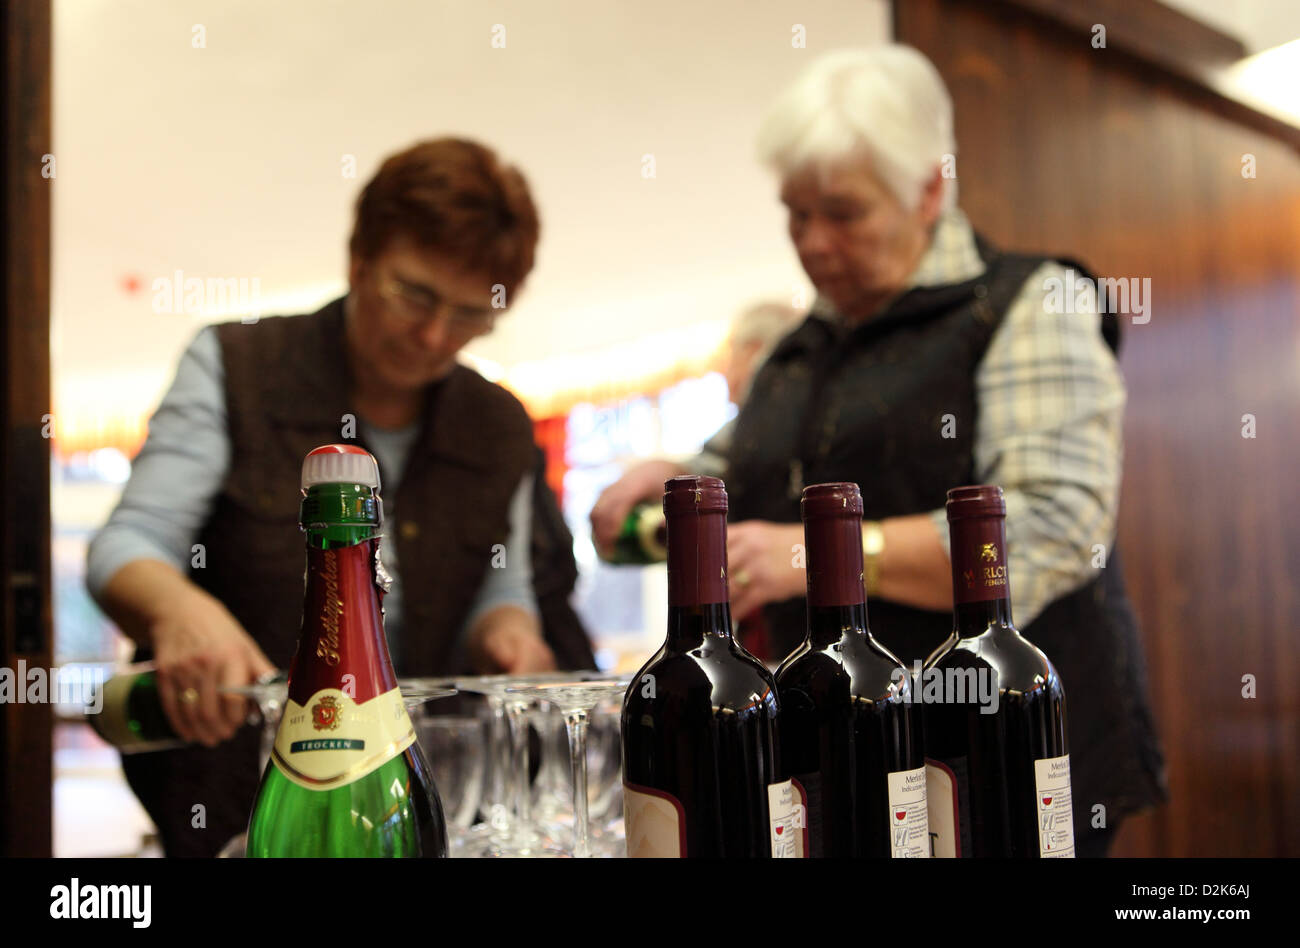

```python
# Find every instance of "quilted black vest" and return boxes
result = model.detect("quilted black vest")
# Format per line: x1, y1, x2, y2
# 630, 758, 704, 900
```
727, 237, 1166, 839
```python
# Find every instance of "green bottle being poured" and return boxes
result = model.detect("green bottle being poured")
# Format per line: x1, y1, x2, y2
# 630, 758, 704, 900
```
88, 667, 188, 753
601, 502, 669, 565
245, 444, 447, 857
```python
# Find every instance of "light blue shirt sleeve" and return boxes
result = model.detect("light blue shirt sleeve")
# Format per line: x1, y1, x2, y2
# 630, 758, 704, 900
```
88, 327, 540, 661
85, 327, 231, 602
461, 472, 538, 631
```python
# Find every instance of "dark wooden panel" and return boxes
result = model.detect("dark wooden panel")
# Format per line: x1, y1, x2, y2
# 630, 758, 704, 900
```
1000, 0, 1244, 71
990, 0, 1300, 153
897, 0, 1300, 856
1, 0, 53, 857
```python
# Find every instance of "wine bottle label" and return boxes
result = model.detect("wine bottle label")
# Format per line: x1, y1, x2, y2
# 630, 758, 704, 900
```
789, 774, 823, 857
624, 783, 687, 858
925, 757, 971, 857
270, 685, 415, 791
1034, 754, 1076, 857
950, 520, 1011, 605
768, 778, 805, 858
887, 767, 931, 858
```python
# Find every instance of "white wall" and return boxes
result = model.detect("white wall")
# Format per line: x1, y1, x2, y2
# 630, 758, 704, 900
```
53, 0, 890, 426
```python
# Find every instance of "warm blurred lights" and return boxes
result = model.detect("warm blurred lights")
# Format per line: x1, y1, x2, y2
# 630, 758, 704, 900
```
53, 323, 731, 460
52, 372, 162, 459
499, 321, 731, 418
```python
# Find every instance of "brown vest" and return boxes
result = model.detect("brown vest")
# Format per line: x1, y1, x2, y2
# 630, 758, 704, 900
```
193, 297, 536, 675
121, 298, 544, 857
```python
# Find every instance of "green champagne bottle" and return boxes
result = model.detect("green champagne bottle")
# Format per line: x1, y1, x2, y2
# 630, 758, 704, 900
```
245, 444, 448, 857
88, 668, 186, 753
601, 502, 668, 564
89, 667, 285, 753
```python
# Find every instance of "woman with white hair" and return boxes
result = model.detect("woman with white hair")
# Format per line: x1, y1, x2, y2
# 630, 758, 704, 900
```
719, 45, 1165, 858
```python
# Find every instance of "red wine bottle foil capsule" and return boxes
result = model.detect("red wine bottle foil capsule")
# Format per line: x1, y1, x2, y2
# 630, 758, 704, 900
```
946, 485, 1011, 605
945, 484, 1006, 521
663, 475, 729, 607
801, 482, 867, 607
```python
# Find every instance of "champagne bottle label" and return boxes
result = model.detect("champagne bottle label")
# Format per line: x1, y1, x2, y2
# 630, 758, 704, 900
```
1034, 754, 1076, 857
271, 685, 415, 791
624, 783, 686, 858
887, 766, 931, 858
768, 778, 805, 858
925, 757, 971, 857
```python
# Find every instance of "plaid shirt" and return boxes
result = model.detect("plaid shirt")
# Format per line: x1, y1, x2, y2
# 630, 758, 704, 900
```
812, 208, 1125, 626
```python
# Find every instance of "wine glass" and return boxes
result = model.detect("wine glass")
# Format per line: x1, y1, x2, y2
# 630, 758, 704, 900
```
402, 678, 514, 844
504, 678, 631, 858
584, 700, 626, 850
412, 711, 487, 855
427, 674, 555, 856
533, 701, 622, 851
529, 703, 568, 826
429, 671, 618, 857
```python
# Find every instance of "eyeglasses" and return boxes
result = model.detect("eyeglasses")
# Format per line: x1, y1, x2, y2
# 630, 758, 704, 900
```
375, 274, 498, 337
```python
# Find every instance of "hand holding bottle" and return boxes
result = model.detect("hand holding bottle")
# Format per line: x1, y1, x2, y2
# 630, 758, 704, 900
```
149, 585, 274, 747
589, 459, 685, 556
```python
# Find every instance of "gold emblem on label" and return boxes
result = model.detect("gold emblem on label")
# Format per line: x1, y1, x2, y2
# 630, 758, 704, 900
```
980, 543, 998, 563
311, 695, 342, 731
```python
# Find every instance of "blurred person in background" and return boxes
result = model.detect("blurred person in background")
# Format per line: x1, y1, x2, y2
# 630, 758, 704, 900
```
86, 138, 592, 856
596, 46, 1166, 857
590, 299, 802, 542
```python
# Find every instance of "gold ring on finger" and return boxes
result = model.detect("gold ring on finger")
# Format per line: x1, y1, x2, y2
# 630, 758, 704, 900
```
180, 687, 200, 704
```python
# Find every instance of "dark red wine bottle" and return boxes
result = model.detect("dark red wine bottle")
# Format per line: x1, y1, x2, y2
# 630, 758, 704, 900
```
775, 483, 928, 857
620, 475, 797, 857
923, 485, 1074, 857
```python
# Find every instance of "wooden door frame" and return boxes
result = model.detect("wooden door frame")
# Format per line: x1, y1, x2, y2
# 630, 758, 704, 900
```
1, 0, 53, 858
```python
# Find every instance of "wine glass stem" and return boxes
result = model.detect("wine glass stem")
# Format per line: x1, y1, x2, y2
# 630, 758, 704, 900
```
506, 700, 533, 828
486, 695, 511, 830
565, 709, 591, 858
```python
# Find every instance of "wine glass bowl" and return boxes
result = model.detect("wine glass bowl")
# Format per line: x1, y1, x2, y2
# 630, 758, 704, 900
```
412, 712, 488, 851
505, 678, 631, 858
416, 673, 602, 857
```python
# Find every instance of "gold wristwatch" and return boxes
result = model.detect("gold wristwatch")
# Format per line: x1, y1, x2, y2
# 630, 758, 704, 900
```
862, 520, 884, 598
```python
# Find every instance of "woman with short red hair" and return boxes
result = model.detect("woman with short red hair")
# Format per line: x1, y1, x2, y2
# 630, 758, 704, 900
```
87, 137, 583, 857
